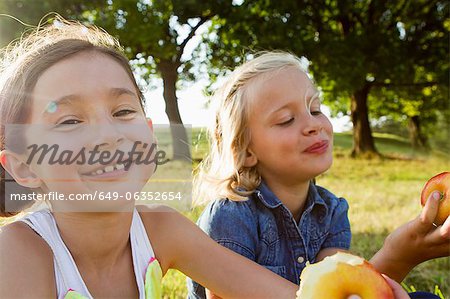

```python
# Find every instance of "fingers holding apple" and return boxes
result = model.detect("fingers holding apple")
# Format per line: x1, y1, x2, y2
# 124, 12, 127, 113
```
296, 252, 394, 299
381, 274, 410, 299
421, 172, 450, 226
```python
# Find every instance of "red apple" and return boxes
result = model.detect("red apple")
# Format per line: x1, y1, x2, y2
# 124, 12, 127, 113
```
420, 172, 450, 226
296, 252, 394, 299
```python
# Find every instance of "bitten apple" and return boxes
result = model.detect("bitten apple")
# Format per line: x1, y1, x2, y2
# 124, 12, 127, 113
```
296, 252, 394, 299
421, 171, 450, 226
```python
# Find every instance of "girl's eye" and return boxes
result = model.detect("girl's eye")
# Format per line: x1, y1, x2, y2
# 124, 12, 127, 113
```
56, 119, 82, 127
277, 117, 294, 126
311, 110, 322, 116
114, 109, 136, 117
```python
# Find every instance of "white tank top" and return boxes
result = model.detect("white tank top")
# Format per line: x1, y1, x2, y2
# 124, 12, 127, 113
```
19, 208, 156, 299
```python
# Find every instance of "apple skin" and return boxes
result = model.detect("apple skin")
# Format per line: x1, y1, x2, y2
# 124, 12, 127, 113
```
296, 252, 394, 299
420, 172, 450, 226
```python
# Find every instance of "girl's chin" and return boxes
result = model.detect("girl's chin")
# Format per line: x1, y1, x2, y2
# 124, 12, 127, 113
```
81, 170, 152, 191
50, 199, 136, 213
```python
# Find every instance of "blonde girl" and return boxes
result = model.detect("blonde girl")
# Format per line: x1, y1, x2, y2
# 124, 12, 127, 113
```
188, 52, 449, 299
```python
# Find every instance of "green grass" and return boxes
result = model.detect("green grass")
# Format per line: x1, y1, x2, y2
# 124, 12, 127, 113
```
318, 154, 449, 297
160, 129, 449, 298
2, 129, 449, 298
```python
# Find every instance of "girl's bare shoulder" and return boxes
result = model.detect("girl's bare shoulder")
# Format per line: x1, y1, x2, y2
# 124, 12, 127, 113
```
0, 221, 56, 296
0, 220, 54, 263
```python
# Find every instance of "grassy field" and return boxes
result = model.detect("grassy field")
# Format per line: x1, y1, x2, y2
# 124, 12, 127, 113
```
1, 129, 449, 298
160, 129, 450, 298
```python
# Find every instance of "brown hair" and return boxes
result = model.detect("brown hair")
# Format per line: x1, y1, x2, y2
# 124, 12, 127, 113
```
0, 18, 145, 217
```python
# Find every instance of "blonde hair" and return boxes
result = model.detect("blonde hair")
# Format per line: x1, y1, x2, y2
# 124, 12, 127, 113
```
0, 16, 144, 217
194, 51, 310, 205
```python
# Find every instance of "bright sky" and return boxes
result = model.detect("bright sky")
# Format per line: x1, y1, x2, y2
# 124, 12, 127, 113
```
143, 17, 352, 132
144, 82, 352, 132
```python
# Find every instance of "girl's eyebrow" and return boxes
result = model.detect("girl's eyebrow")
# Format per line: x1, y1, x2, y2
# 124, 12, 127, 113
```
41, 87, 138, 117
269, 90, 321, 115
109, 87, 137, 98
270, 102, 291, 114
41, 95, 78, 117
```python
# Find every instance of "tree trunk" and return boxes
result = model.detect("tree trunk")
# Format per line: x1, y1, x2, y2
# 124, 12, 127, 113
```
158, 60, 191, 160
350, 83, 379, 157
408, 115, 428, 150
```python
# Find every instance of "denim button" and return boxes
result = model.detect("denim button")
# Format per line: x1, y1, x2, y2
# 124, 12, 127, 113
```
318, 212, 325, 223
297, 256, 305, 263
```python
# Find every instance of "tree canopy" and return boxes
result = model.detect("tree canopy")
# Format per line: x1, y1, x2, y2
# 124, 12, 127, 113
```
1, 0, 448, 156
201, 0, 449, 155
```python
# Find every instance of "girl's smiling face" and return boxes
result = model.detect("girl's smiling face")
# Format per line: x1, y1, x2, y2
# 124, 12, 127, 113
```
20, 51, 155, 208
245, 67, 333, 185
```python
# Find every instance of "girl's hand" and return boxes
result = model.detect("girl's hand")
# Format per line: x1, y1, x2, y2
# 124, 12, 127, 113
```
346, 275, 409, 299
383, 275, 410, 299
370, 191, 450, 282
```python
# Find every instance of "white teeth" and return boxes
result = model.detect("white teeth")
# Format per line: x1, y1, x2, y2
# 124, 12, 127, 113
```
89, 162, 126, 176
104, 166, 114, 173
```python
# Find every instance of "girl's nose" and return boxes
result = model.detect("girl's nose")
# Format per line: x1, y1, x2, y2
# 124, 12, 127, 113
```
99, 126, 124, 148
302, 115, 322, 136
88, 122, 125, 150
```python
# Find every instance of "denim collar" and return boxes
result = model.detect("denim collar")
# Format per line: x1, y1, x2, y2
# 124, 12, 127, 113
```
255, 180, 329, 219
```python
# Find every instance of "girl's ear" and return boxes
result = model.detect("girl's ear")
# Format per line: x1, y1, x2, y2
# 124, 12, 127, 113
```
147, 118, 153, 132
0, 150, 42, 188
243, 149, 257, 167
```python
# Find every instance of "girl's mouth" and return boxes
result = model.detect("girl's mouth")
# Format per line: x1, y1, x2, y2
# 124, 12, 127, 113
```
304, 140, 329, 154
81, 160, 133, 180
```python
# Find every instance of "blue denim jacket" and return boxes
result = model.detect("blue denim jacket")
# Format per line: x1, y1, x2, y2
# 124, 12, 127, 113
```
187, 181, 351, 298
